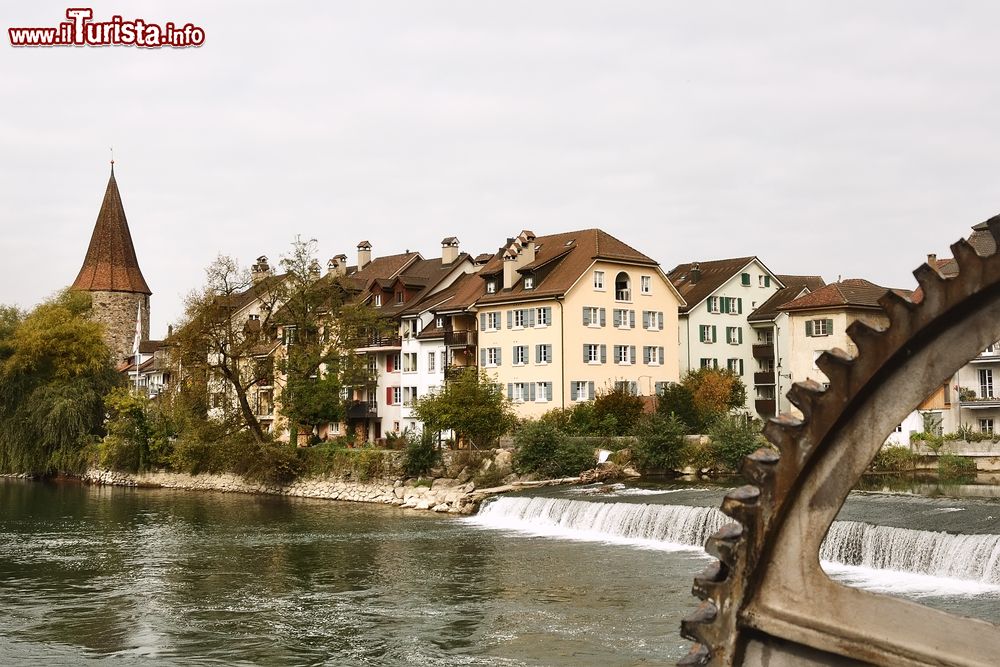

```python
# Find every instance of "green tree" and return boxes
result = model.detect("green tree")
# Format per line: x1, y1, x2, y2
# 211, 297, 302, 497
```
100, 387, 153, 472
0, 290, 119, 474
592, 385, 646, 436
412, 368, 516, 448
655, 382, 701, 432
633, 412, 688, 473
708, 414, 765, 471
513, 421, 594, 478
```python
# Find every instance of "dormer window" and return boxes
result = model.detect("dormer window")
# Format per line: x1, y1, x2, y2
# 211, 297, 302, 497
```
248, 314, 260, 321
436, 316, 444, 328
373, 294, 382, 307
487, 280, 497, 294
396, 291, 404, 304
524, 274, 534, 290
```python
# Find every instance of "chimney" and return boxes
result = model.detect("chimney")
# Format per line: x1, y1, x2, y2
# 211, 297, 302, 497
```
501, 230, 539, 289
441, 236, 460, 265
167, 324, 173, 338
518, 230, 536, 265
251, 255, 271, 284
689, 262, 701, 284
308, 259, 322, 280
327, 254, 348, 277
927, 253, 937, 266
357, 241, 372, 270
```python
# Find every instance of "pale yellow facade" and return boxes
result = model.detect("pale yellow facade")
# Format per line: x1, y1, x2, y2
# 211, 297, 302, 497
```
476, 260, 682, 418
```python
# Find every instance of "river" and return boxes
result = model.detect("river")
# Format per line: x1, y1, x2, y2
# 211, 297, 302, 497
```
1, 477, 999, 665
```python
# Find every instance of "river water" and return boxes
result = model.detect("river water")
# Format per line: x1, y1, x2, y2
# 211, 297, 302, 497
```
1, 478, 999, 665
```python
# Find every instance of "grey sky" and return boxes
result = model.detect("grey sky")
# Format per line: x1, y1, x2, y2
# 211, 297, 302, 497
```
3, 1, 1000, 336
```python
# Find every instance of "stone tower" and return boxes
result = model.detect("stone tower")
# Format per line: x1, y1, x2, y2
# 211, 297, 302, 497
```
71, 165, 151, 362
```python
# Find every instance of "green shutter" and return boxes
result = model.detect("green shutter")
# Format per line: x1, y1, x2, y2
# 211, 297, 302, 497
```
806, 320, 814, 337
826, 318, 834, 335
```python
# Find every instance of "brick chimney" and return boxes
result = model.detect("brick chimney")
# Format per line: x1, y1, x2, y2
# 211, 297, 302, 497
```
927, 253, 937, 266
327, 254, 348, 277
357, 241, 372, 270
689, 262, 701, 284
441, 236, 460, 265
251, 255, 272, 284
501, 230, 539, 289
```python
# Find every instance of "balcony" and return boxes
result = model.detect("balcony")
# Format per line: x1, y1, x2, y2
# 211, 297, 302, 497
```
971, 352, 1000, 363
357, 335, 402, 352
445, 365, 478, 381
445, 329, 477, 348
959, 398, 1000, 410
755, 399, 776, 416
346, 401, 378, 419
752, 343, 774, 360
753, 371, 776, 385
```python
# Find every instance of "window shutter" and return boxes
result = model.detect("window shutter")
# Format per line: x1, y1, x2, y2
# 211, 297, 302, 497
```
387, 355, 394, 372
643, 346, 651, 364
630, 345, 636, 364
711, 325, 717, 342
480, 348, 487, 366
588, 381, 595, 399
630, 381, 638, 396
528, 309, 535, 327
614, 309, 622, 327
599, 308, 606, 327
739, 359, 744, 375
600, 344, 607, 364
629, 310, 636, 328
546, 383, 553, 401
826, 318, 834, 335
497, 349, 502, 365
583, 308, 591, 326
544, 307, 552, 323
658, 312, 664, 330
507, 310, 513, 329
737, 298, 743, 314
386, 387, 393, 404
643, 311, 650, 329
806, 320, 814, 337
583, 345, 589, 363
535, 345, 541, 363
738, 328, 743, 344
571, 383, 579, 401
507, 383, 513, 400
529, 383, 536, 402
480, 313, 486, 330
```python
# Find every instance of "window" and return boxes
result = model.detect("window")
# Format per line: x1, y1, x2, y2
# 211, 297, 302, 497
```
402, 353, 417, 372
642, 310, 664, 331
727, 358, 745, 375
396, 290, 405, 304
614, 380, 639, 396
756, 386, 775, 400
707, 296, 720, 314
536, 344, 552, 364
483, 347, 501, 367
583, 306, 605, 327
510, 382, 527, 403
403, 320, 417, 338
536, 382, 553, 402
593, 271, 605, 290
480, 312, 500, 331
512, 309, 526, 328
741, 272, 751, 286
387, 387, 401, 405
641, 276, 652, 294
757, 328, 774, 344
700, 358, 719, 369
427, 351, 436, 373
435, 316, 445, 328
571, 381, 595, 401
806, 319, 833, 337
283, 326, 298, 346
486, 280, 496, 294
719, 297, 743, 314
584, 344, 605, 364
513, 345, 528, 365
367, 357, 378, 375
613, 308, 635, 329
980, 368, 994, 398
759, 275, 771, 288
536, 307, 551, 327
387, 353, 400, 372
699, 324, 717, 343
402, 386, 418, 407
981, 418, 995, 434
726, 326, 743, 345
615, 271, 631, 301
524, 274, 534, 289
643, 346, 665, 366
614, 345, 635, 365
373, 294, 382, 307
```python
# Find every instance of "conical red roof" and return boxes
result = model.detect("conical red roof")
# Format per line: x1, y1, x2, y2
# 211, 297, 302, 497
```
71, 167, 151, 295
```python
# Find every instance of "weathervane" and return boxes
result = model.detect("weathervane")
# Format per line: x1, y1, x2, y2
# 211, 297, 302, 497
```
110, 145, 114, 167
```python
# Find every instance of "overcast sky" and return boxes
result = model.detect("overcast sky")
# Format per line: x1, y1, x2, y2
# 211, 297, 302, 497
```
4, 1, 1000, 336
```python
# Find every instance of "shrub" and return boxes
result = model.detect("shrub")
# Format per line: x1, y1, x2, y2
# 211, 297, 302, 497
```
402, 429, 441, 478
632, 412, 687, 473
513, 421, 595, 478
869, 446, 917, 473
938, 454, 977, 479
233, 440, 302, 486
592, 386, 645, 436
656, 382, 701, 433
707, 414, 765, 472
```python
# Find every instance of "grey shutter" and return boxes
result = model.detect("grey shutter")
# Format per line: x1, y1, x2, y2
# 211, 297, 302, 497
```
583, 345, 589, 363
658, 346, 665, 364
480, 313, 486, 330
826, 318, 834, 335
614, 309, 622, 327
544, 307, 552, 324
658, 312, 664, 330
507, 383, 513, 400
507, 311, 513, 329
571, 383, 579, 401
643, 311, 650, 329
480, 348, 487, 366
546, 383, 553, 401
497, 348, 502, 365
529, 383, 536, 401
535, 345, 541, 363
583, 307, 591, 326
528, 309, 535, 327
546, 345, 552, 362
643, 346, 651, 364
630, 381, 638, 396
600, 344, 607, 364
806, 320, 814, 337
599, 308, 606, 326
630, 345, 636, 364
588, 381, 595, 399
629, 310, 636, 328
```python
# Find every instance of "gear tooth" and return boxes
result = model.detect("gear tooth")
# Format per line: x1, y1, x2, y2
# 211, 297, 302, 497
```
951, 237, 984, 263
677, 643, 711, 666
913, 262, 946, 296
787, 380, 825, 419
721, 484, 760, 524
692, 560, 727, 601
815, 348, 853, 391
846, 318, 885, 353
706, 522, 743, 565
681, 600, 718, 644
763, 414, 803, 460
986, 216, 1000, 249
741, 446, 780, 485
877, 288, 916, 326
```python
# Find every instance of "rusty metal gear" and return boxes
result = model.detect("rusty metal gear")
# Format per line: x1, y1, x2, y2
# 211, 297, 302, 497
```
681, 221, 1000, 666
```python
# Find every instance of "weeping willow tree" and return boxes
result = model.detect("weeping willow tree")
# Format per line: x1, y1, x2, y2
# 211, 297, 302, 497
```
0, 290, 119, 474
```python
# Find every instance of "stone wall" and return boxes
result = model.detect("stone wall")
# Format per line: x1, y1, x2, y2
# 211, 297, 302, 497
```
90, 290, 150, 362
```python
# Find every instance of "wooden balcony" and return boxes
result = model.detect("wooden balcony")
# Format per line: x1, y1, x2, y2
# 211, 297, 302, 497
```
755, 399, 776, 416
444, 329, 477, 348
752, 343, 774, 360
346, 401, 378, 419
753, 371, 776, 385
358, 335, 402, 351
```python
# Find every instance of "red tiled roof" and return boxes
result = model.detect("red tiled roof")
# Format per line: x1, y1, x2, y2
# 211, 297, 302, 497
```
748, 275, 827, 322
777, 278, 901, 312
667, 257, 757, 313
71, 167, 151, 294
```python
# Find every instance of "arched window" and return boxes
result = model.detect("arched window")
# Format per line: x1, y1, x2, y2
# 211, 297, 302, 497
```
615, 271, 631, 301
